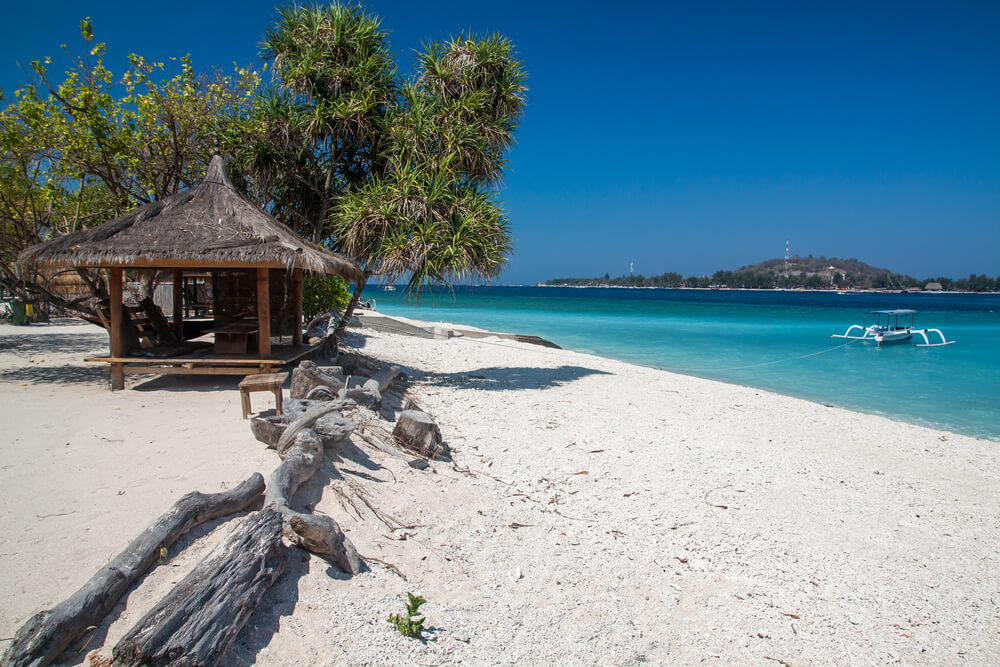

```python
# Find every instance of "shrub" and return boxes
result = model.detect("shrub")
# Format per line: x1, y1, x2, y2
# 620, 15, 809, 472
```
301, 275, 351, 320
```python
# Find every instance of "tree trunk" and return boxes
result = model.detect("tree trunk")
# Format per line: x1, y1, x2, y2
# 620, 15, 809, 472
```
111, 508, 286, 667
0, 474, 265, 667
0, 266, 101, 320
274, 401, 352, 456
250, 403, 354, 451
334, 271, 369, 337
392, 410, 450, 460
136, 270, 156, 301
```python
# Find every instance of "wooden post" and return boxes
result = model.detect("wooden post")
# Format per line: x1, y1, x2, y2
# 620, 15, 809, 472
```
172, 269, 184, 340
109, 268, 125, 391
257, 268, 271, 360
291, 268, 303, 347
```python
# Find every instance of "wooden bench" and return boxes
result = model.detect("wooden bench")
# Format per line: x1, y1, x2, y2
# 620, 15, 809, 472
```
238, 371, 289, 419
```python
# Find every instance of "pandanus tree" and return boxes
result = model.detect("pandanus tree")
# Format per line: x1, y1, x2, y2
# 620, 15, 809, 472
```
241, 4, 526, 331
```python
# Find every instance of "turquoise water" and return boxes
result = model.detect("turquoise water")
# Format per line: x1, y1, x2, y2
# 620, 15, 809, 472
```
370, 287, 1000, 441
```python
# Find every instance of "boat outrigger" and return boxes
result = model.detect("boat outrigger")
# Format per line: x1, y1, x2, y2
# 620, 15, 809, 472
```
832, 309, 955, 348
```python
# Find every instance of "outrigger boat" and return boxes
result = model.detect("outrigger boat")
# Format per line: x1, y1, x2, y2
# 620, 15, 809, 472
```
832, 309, 955, 347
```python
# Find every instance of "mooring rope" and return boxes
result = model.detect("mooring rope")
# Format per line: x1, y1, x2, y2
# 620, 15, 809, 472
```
649, 338, 862, 373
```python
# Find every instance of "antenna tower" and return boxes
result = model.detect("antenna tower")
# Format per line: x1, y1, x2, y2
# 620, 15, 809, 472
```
784, 240, 790, 274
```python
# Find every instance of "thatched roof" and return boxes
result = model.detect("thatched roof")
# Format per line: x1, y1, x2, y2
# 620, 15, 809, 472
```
18, 155, 362, 282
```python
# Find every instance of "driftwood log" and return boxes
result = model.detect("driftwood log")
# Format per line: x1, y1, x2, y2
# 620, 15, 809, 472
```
290, 360, 344, 399
232, 399, 363, 571
275, 401, 353, 455
1, 474, 265, 667
250, 398, 355, 450
266, 430, 361, 574
111, 403, 359, 665
112, 508, 286, 667
338, 364, 402, 407
290, 357, 401, 407
392, 410, 450, 460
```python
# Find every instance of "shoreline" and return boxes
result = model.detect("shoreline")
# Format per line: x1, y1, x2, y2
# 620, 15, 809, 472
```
361, 310, 997, 443
534, 285, 999, 294
1, 319, 998, 664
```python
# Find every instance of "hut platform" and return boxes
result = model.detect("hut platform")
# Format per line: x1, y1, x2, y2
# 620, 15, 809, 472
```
84, 339, 323, 378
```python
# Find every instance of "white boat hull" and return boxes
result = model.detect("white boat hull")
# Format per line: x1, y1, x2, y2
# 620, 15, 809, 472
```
873, 328, 912, 344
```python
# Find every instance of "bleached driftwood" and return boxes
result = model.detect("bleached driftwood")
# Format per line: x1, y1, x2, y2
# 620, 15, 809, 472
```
338, 365, 402, 408
275, 401, 352, 455
111, 508, 286, 667
108, 403, 360, 665
250, 405, 355, 450
250, 399, 360, 572
290, 360, 345, 399
304, 313, 333, 341
265, 430, 360, 574
392, 410, 450, 460
0, 474, 265, 667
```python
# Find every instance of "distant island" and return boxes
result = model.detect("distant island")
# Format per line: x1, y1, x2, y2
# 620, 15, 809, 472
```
545, 256, 998, 291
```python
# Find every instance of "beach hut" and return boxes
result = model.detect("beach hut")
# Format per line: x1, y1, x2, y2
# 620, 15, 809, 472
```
18, 155, 362, 389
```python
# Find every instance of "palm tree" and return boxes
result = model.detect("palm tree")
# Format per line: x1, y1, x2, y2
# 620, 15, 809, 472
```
240, 3, 397, 244
238, 5, 526, 330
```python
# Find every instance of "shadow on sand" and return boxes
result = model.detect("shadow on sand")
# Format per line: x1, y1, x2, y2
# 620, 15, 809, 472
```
0, 364, 108, 386
414, 364, 611, 392
0, 330, 107, 357
0, 331, 109, 386
130, 374, 246, 393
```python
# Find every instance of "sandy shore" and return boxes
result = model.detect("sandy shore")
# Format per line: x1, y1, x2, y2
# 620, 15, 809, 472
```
1, 317, 997, 665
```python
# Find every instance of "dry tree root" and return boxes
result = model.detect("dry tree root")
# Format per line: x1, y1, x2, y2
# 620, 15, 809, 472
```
361, 555, 407, 580
337, 365, 402, 408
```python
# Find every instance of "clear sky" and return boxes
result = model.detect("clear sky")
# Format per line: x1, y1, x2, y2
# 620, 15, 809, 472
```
2, 1, 997, 284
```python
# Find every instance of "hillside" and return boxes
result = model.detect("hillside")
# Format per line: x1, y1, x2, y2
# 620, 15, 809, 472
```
546, 257, 996, 291
738, 255, 894, 279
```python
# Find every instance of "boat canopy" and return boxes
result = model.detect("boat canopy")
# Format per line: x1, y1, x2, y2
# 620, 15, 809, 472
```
870, 309, 916, 315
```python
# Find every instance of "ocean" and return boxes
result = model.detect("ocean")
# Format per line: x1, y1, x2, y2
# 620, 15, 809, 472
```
369, 286, 1000, 441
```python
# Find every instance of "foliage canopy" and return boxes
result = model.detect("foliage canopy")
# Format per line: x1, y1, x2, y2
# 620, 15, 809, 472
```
1, 7, 526, 320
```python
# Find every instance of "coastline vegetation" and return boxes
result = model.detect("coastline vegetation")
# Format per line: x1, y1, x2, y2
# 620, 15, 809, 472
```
547, 255, 998, 291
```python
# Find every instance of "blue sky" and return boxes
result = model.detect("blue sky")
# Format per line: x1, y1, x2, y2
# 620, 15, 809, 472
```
2, 1, 997, 284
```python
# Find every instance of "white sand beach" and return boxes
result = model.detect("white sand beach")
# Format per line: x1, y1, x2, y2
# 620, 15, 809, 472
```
1, 317, 998, 665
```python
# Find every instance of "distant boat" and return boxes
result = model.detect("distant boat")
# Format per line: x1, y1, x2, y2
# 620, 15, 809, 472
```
831, 309, 955, 347
383, 285, 396, 292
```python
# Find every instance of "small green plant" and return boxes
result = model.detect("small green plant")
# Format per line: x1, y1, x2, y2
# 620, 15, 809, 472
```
387, 592, 427, 639
158, 546, 168, 565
